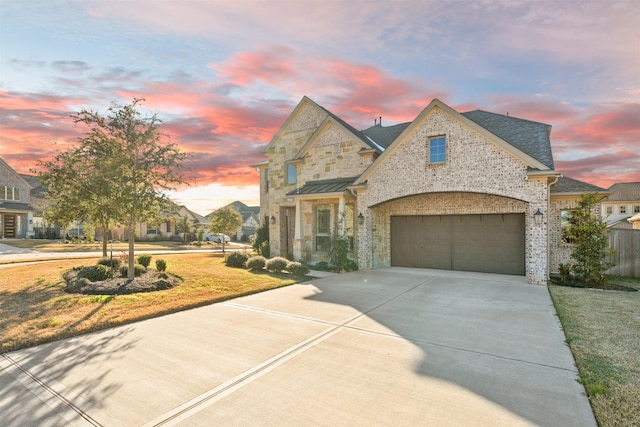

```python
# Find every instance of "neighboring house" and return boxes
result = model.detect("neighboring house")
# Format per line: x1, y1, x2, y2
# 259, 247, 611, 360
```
138, 205, 209, 241
256, 96, 608, 285
206, 201, 260, 241
601, 182, 640, 229
0, 158, 35, 238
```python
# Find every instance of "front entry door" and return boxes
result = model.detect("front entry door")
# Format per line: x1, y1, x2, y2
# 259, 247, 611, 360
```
4, 214, 17, 238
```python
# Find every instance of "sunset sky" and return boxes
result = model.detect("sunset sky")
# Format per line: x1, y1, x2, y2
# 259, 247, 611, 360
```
1, 0, 639, 215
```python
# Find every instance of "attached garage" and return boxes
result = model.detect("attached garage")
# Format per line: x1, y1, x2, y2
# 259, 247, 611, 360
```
390, 213, 525, 275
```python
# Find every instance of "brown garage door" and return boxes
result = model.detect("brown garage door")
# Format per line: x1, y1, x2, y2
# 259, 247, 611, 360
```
391, 214, 525, 275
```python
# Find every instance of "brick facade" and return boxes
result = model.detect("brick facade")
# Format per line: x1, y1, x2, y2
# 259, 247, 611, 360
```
259, 97, 565, 285
355, 107, 550, 284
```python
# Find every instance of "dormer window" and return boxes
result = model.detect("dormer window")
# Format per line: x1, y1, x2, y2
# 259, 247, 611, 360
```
287, 163, 297, 185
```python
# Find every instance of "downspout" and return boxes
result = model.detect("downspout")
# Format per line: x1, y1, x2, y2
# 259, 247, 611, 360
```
546, 174, 561, 282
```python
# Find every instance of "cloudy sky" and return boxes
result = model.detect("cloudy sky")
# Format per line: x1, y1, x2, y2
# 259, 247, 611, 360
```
1, 0, 639, 215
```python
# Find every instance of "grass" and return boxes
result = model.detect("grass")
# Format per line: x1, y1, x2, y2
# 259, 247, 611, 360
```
0, 253, 297, 353
1, 239, 238, 253
549, 276, 640, 427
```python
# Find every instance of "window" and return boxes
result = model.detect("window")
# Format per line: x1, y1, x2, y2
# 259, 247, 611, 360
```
634, 205, 640, 214
315, 205, 331, 251
429, 136, 446, 163
620, 206, 627, 214
606, 206, 613, 215
287, 164, 297, 185
265, 169, 269, 193
560, 210, 573, 243
0, 186, 19, 201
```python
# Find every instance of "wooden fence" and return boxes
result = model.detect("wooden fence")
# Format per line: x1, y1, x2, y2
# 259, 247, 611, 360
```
607, 229, 640, 278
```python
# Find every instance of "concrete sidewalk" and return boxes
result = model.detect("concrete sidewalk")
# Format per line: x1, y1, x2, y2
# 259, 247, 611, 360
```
0, 268, 596, 426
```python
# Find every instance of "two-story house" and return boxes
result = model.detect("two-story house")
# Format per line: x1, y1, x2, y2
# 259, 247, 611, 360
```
0, 157, 35, 239
256, 97, 604, 284
600, 182, 640, 229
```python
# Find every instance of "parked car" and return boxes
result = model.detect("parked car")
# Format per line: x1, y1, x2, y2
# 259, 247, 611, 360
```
204, 233, 230, 243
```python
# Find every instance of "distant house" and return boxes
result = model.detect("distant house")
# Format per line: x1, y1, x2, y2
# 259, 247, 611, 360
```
137, 205, 209, 241
601, 182, 640, 229
255, 96, 610, 285
0, 158, 35, 238
207, 201, 260, 241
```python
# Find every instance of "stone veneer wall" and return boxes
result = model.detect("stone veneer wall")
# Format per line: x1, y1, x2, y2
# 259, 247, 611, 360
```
356, 107, 550, 284
264, 102, 372, 258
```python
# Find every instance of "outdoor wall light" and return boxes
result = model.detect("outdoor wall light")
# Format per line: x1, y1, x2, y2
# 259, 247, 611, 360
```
358, 212, 364, 225
533, 209, 544, 225
270, 215, 276, 225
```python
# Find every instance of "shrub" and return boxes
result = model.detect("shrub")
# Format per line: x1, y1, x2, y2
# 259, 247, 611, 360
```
119, 264, 145, 277
246, 255, 266, 270
286, 261, 310, 276
253, 220, 270, 256
226, 252, 248, 268
76, 264, 113, 282
97, 257, 121, 269
558, 263, 572, 283
155, 259, 167, 272
344, 259, 358, 272
314, 261, 331, 271
137, 254, 153, 270
265, 257, 289, 273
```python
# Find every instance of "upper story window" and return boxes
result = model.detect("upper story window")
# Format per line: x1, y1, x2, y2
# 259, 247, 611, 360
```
0, 186, 20, 201
264, 168, 269, 193
287, 164, 297, 185
620, 206, 627, 214
634, 205, 640, 214
605, 206, 613, 215
429, 136, 446, 164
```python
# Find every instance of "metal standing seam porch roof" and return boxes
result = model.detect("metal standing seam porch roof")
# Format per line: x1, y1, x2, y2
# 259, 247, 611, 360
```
287, 177, 359, 196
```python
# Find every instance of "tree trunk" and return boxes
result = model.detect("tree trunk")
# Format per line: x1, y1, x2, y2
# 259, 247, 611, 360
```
101, 221, 108, 258
128, 223, 135, 280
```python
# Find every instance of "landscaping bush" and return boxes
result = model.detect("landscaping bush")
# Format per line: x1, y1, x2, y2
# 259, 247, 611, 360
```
226, 252, 248, 268
155, 259, 167, 272
265, 257, 289, 273
119, 264, 145, 277
313, 261, 331, 271
286, 261, 309, 276
246, 255, 266, 270
344, 258, 358, 272
97, 257, 121, 269
76, 264, 113, 282
137, 254, 153, 270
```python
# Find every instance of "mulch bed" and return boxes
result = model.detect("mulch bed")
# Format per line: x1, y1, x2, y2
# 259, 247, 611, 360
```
549, 276, 637, 292
63, 269, 183, 295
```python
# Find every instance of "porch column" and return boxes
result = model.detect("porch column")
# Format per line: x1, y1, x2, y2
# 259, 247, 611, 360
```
337, 196, 345, 236
293, 198, 303, 260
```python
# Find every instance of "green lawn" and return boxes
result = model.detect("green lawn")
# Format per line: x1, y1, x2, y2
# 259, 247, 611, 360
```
549, 277, 640, 427
0, 253, 296, 353
1, 239, 243, 252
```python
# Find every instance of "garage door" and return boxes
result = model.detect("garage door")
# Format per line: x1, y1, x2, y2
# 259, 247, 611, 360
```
391, 214, 525, 275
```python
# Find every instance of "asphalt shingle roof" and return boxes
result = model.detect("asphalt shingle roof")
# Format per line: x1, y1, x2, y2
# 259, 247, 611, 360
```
362, 122, 411, 150
606, 182, 640, 201
287, 177, 358, 196
551, 176, 606, 194
461, 110, 555, 169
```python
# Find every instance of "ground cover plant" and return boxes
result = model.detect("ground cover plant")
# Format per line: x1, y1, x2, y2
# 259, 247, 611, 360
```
549, 276, 640, 427
0, 253, 297, 353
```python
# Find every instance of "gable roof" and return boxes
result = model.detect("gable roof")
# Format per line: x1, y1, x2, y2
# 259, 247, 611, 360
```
461, 110, 554, 169
362, 122, 411, 150
355, 99, 552, 185
550, 176, 607, 195
605, 182, 640, 202
0, 157, 32, 188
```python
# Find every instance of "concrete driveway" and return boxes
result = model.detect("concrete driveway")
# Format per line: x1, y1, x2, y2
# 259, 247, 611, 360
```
1, 268, 595, 426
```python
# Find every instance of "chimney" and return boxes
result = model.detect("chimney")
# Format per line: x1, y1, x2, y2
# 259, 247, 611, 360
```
379, 116, 382, 126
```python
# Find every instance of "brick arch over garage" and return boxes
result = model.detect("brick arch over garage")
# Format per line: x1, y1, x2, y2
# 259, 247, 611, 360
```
368, 192, 531, 276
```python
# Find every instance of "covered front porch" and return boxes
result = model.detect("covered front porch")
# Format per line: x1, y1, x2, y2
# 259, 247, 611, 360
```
0, 204, 34, 238
284, 177, 358, 264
